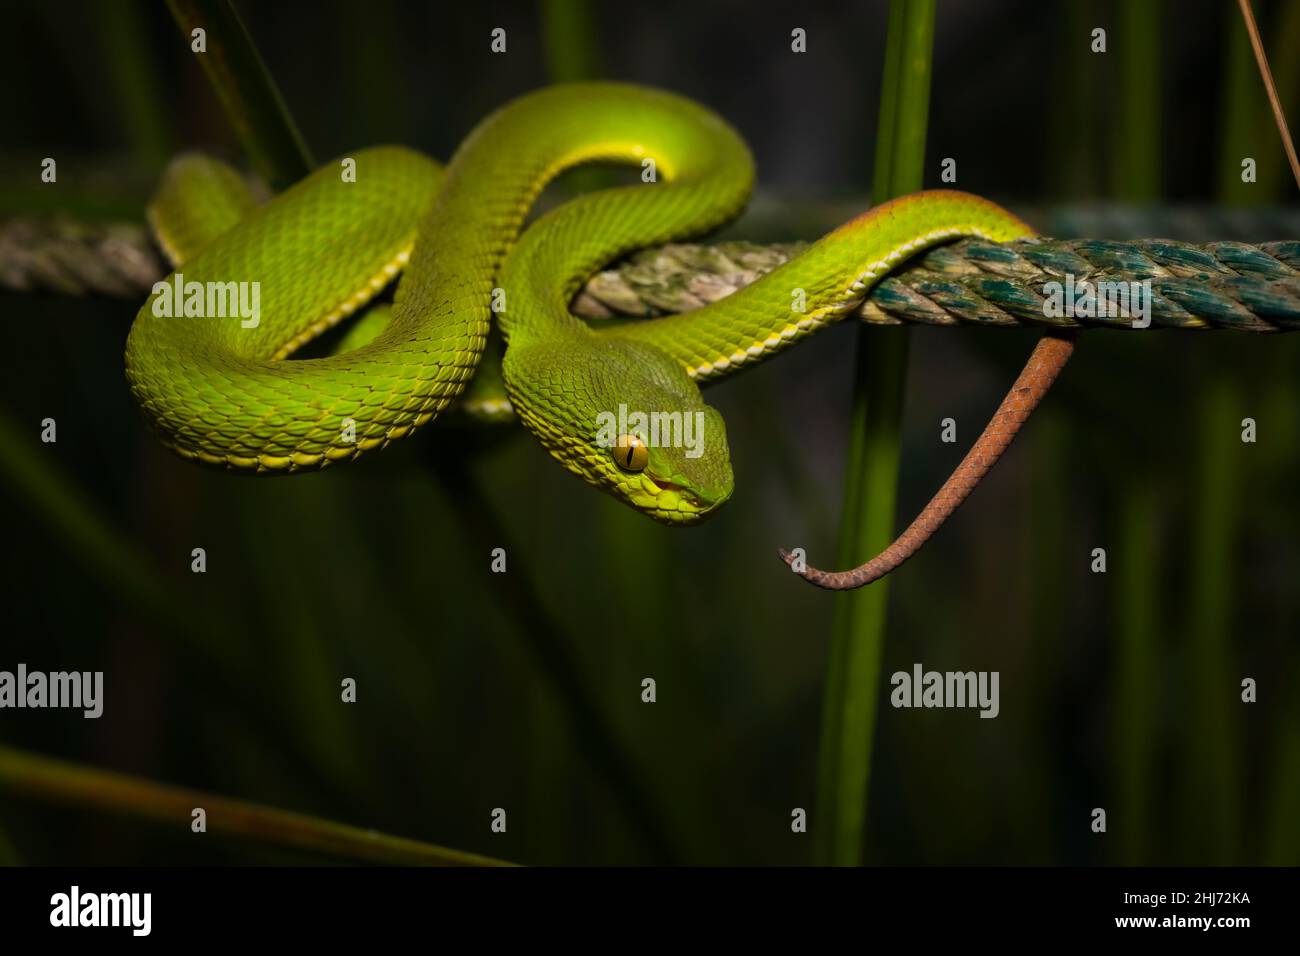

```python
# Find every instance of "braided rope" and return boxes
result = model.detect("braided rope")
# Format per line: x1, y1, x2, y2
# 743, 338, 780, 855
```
581, 237, 1300, 332
0, 218, 165, 298
4, 216, 1299, 331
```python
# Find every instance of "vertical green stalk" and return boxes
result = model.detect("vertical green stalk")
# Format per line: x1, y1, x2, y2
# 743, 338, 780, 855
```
165, 0, 314, 188
1048, 0, 1099, 199
543, 0, 609, 199
542, 0, 602, 82
1186, 379, 1242, 862
1027, 2, 1099, 860
1264, 660, 1300, 864
1217, 7, 1263, 205
813, 0, 935, 867
1179, 5, 1264, 863
1023, 410, 1067, 860
1113, 0, 1161, 201
97, 0, 172, 171
1110, 0, 1162, 866
1114, 483, 1159, 864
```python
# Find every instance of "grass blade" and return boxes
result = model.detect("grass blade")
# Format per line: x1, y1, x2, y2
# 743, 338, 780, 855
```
814, 0, 936, 866
0, 745, 511, 866
165, 0, 314, 187
1110, 0, 1163, 866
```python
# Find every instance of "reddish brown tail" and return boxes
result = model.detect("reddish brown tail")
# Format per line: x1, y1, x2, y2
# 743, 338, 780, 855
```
780, 331, 1076, 591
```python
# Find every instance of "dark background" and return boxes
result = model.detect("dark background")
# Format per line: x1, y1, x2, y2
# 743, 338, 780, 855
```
0, 0, 1297, 865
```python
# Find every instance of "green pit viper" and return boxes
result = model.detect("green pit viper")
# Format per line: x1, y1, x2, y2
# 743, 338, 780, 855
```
125, 82, 1073, 590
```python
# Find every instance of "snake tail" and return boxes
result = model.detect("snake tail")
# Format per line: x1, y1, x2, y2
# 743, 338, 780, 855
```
779, 331, 1076, 590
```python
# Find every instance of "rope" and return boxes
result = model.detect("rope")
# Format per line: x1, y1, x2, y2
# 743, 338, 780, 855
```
4, 216, 1299, 331
0, 218, 164, 298
581, 237, 1300, 332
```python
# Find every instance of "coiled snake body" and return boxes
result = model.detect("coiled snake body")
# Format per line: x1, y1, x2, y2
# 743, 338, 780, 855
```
125, 82, 1071, 588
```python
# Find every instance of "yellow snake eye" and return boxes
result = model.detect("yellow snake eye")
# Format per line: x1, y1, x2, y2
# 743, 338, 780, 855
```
612, 433, 648, 472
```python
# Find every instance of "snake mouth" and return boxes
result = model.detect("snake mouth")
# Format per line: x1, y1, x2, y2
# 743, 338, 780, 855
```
637, 472, 729, 524
650, 475, 696, 502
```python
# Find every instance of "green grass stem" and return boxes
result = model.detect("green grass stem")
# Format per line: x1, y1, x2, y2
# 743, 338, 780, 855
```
1110, 0, 1162, 866
0, 745, 511, 866
165, 0, 314, 188
813, 0, 935, 866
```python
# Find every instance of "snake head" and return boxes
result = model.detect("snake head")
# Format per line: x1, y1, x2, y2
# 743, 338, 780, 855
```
505, 338, 733, 525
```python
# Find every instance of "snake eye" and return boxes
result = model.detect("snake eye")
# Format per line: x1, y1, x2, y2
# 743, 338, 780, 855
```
612, 433, 648, 472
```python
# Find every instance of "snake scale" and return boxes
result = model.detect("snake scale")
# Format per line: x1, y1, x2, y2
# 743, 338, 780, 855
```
125, 82, 1070, 589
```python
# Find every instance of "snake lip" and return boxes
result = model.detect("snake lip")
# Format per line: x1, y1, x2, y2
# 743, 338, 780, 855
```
648, 474, 692, 499
647, 474, 723, 513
